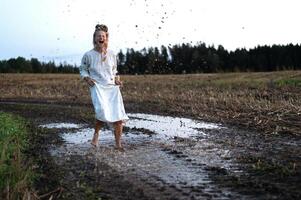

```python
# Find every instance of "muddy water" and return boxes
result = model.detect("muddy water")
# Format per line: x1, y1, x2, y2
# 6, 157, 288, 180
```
46, 113, 254, 199
126, 113, 221, 138
39, 122, 84, 129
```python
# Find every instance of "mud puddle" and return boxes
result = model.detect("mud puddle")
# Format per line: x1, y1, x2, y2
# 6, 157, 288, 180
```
1, 101, 300, 199
42, 113, 255, 199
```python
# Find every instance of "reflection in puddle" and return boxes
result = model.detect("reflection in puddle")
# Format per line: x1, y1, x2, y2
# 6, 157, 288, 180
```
126, 113, 221, 139
39, 123, 83, 129
42, 113, 223, 145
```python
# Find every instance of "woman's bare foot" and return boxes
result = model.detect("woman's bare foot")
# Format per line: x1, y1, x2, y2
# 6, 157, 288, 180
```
113, 121, 124, 151
91, 132, 99, 147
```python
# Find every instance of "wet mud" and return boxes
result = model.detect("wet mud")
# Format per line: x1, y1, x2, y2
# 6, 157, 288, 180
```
0, 102, 300, 199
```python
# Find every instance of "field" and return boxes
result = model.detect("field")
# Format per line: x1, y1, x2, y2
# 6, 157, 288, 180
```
1, 71, 301, 199
1, 71, 300, 135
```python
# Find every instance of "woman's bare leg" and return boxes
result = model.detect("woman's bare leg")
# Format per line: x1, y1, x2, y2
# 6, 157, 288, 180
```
91, 120, 103, 146
113, 120, 124, 151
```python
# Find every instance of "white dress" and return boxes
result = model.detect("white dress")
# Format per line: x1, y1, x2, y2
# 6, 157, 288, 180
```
79, 49, 129, 123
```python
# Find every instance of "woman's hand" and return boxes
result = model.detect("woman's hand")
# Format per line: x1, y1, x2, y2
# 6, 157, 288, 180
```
114, 75, 123, 86
84, 77, 96, 87
115, 80, 123, 86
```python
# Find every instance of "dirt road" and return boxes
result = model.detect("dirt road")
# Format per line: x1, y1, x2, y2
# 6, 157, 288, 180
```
0, 101, 300, 199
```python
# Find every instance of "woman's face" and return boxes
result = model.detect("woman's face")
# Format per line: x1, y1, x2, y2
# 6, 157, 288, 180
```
94, 30, 108, 47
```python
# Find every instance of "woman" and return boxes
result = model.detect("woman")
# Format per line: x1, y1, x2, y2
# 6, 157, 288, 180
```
79, 24, 129, 151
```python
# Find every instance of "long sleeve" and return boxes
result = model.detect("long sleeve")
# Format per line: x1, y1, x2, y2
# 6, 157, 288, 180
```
79, 54, 90, 79
112, 54, 118, 76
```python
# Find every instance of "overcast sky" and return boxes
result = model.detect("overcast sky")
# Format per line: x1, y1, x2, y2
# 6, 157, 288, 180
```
0, 0, 300, 65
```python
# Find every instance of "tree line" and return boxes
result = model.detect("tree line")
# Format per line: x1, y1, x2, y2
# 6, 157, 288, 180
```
1, 43, 301, 74
0, 57, 78, 73
117, 43, 301, 74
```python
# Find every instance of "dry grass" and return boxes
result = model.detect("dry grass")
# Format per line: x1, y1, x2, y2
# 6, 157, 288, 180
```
1, 71, 300, 135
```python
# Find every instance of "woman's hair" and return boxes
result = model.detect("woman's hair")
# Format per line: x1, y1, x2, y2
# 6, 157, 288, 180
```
93, 24, 109, 50
95, 24, 108, 32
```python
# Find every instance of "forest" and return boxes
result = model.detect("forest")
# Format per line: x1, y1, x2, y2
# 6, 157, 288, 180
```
1, 43, 300, 74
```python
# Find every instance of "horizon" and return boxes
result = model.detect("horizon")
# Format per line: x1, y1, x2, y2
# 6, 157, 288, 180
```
1, 41, 301, 67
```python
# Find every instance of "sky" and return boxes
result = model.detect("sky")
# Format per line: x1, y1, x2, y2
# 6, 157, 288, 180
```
0, 0, 300, 65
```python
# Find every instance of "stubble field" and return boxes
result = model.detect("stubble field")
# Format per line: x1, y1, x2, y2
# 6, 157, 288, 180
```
1, 71, 300, 135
